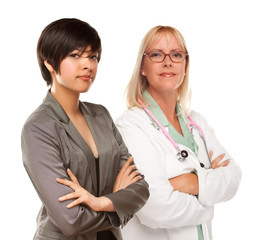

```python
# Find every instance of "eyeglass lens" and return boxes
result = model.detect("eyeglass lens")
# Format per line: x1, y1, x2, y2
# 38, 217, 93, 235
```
147, 50, 187, 63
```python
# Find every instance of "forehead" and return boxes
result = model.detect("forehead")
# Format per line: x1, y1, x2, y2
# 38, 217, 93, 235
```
74, 46, 96, 54
147, 32, 183, 51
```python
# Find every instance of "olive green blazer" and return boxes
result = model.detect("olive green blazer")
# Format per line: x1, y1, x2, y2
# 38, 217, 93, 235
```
21, 91, 149, 240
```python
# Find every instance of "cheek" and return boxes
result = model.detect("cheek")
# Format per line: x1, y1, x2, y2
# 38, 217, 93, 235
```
181, 61, 186, 73
60, 62, 76, 77
93, 62, 98, 74
142, 60, 156, 78
59, 59, 78, 76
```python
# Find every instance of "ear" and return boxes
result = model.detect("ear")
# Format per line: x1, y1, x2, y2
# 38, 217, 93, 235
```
140, 65, 146, 76
44, 60, 55, 73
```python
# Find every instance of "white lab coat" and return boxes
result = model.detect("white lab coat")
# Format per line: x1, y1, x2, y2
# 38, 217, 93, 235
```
116, 107, 242, 240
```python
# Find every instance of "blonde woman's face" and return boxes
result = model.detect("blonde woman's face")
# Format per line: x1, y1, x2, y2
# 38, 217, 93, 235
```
141, 33, 186, 96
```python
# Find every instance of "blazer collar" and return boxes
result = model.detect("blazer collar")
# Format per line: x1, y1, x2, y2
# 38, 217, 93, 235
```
42, 90, 70, 123
42, 90, 100, 120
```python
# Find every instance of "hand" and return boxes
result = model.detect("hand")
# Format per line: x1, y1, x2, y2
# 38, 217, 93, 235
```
56, 169, 114, 212
169, 173, 199, 195
113, 156, 143, 193
209, 151, 230, 169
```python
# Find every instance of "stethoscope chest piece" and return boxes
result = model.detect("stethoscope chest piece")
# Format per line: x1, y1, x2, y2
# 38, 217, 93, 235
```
177, 149, 189, 162
181, 150, 188, 158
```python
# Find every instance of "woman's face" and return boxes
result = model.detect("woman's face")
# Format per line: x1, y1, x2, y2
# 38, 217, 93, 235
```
53, 46, 98, 94
142, 33, 186, 97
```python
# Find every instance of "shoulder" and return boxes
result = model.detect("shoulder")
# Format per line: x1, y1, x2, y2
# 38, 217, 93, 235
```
188, 110, 215, 138
81, 101, 110, 116
21, 104, 61, 144
22, 103, 58, 132
188, 110, 209, 126
81, 102, 115, 129
116, 107, 149, 126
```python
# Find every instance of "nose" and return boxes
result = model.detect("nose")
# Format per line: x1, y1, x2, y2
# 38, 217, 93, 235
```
163, 54, 172, 67
82, 57, 94, 71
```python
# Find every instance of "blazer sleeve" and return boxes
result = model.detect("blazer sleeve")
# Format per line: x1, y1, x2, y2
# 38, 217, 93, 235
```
99, 106, 150, 228
116, 113, 214, 229
190, 111, 242, 207
21, 120, 119, 237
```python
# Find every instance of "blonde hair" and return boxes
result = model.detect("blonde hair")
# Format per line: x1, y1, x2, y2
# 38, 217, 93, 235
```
126, 25, 192, 115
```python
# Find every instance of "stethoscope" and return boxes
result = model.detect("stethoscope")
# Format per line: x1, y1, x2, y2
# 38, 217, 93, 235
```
138, 99, 208, 168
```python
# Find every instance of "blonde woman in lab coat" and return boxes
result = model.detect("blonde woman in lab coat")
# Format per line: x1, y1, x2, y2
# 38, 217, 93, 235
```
116, 26, 242, 240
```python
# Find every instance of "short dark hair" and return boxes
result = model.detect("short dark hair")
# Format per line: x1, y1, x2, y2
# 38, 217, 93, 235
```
37, 18, 102, 86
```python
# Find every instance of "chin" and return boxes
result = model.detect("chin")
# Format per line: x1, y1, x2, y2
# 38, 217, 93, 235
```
79, 83, 92, 93
80, 87, 91, 93
160, 84, 181, 92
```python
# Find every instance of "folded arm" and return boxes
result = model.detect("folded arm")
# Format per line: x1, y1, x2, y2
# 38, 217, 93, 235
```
190, 111, 242, 206
22, 122, 119, 237
116, 115, 213, 229
169, 152, 230, 196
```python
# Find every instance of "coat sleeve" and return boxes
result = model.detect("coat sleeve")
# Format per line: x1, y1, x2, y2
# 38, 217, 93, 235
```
101, 107, 150, 228
21, 121, 119, 237
190, 111, 242, 207
116, 112, 214, 229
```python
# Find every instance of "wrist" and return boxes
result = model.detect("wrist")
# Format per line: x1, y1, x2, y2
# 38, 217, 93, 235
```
98, 196, 115, 212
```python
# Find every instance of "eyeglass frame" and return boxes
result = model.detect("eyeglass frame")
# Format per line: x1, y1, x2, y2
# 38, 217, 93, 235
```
143, 50, 188, 63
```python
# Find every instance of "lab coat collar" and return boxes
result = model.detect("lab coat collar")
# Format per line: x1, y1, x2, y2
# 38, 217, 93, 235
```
142, 89, 198, 154
143, 90, 186, 128
143, 90, 168, 129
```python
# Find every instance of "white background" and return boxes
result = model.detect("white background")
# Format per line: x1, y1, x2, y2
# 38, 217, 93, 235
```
1, 0, 272, 239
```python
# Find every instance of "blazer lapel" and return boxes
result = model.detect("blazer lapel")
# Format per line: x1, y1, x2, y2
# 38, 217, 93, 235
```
81, 104, 113, 196
42, 91, 98, 194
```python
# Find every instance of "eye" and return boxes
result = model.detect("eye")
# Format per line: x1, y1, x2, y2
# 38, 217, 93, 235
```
171, 51, 183, 59
149, 51, 163, 58
89, 55, 98, 61
69, 53, 80, 58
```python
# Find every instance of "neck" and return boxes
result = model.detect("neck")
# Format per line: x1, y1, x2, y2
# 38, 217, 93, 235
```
51, 84, 81, 117
148, 88, 177, 121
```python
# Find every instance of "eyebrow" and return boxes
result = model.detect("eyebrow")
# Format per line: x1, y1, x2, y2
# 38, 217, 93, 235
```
73, 48, 97, 56
148, 48, 184, 52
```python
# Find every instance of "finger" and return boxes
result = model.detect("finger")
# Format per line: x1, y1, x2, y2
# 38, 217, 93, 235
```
120, 157, 134, 174
67, 198, 82, 208
56, 178, 73, 187
67, 168, 79, 184
129, 175, 143, 184
56, 178, 79, 192
58, 192, 78, 202
114, 157, 135, 189
129, 170, 141, 180
209, 151, 213, 160
211, 153, 225, 169
215, 159, 230, 169
124, 165, 137, 176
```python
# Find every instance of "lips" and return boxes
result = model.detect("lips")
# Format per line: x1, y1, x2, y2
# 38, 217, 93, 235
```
78, 75, 92, 81
160, 72, 176, 77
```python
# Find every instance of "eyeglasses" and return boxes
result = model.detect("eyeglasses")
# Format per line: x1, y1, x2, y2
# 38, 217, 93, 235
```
143, 50, 188, 63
